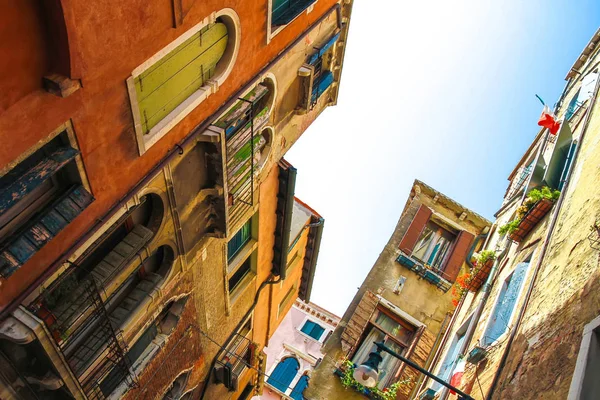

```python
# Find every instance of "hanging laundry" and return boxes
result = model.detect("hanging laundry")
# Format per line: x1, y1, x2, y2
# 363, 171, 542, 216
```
538, 105, 561, 135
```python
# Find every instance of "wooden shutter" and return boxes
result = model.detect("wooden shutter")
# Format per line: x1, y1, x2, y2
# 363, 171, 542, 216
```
443, 230, 474, 283
398, 205, 432, 254
267, 358, 299, 392
135, 22, 228, 133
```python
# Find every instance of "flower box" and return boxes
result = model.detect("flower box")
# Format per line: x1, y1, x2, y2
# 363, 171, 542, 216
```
467, 259, 493, 292
509, 198, 554, 243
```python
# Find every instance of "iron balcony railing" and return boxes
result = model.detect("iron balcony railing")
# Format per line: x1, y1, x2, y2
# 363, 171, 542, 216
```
213, 84, 270, 231
28, 271, 136, 400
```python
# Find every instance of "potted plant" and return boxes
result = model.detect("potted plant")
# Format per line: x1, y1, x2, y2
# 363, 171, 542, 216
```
499, 187, 560, 243
467, 250, 496, 291
451, 272, 470, 307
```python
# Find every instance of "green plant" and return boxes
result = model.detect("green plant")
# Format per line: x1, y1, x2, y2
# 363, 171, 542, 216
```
499, 219, 521, 236
475, 250, 496, 265
339, 360, 411, 400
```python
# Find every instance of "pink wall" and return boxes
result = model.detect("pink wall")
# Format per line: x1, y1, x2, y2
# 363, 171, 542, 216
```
255, 300, 340, 399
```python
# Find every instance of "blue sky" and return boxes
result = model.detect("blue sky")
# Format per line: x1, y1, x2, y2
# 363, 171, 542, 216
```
286, 0, 600, 316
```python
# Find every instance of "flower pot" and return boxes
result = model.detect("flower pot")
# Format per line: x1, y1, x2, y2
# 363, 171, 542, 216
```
509, 198, 554, 243
467, 259, 493, 291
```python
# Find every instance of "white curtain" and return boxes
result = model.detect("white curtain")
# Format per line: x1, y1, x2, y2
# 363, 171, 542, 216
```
352, 328, 404, 389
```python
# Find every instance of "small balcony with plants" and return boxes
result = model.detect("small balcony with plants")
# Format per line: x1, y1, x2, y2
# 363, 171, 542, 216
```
499, 187, 560, 243
451, 250, 497, 306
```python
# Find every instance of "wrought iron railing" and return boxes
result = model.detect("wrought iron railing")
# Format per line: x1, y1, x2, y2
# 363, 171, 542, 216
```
213, 84, 270, 231
28, 271, 136, 399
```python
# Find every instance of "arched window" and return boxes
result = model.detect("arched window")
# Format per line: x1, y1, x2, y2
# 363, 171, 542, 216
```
129, 9, 241, 154
290, 374, 309, 400
267, 357, 299, 393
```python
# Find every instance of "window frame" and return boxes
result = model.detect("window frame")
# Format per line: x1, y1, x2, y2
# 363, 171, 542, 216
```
568, 315, 600, 399
127, 9, 241, 155
267, 0, 318, 43
0, 121, 92, 276
299, 318, 326, 342
481, 260, 531, 347
411, 220, 456, 272
350, 307, 417, 389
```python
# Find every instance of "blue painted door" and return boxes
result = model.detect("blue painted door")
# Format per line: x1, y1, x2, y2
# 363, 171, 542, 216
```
267, 357, 299, 393
290, 374, 309, 400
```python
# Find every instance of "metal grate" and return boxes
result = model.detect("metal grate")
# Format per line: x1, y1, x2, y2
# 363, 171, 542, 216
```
28, 272, 136, 399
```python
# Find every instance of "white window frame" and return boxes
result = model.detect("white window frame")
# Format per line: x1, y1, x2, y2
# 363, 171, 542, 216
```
297, 315, 332, 344
568, 315, 600, 399
127, 8, 241, 155
266, 0, 318, 44
481, 258, 532, 347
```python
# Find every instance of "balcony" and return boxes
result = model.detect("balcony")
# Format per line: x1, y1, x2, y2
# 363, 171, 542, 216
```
212, 83, 272, 230
508, 198, 554, 243
395, 253, 451, 292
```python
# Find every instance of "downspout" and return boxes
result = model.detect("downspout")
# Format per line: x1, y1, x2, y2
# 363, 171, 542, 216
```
199, 274, 282, 400
466, 234, 487, 269
439, 242, 510, 400
0, 3, 342, 320
486, 69, 600, 400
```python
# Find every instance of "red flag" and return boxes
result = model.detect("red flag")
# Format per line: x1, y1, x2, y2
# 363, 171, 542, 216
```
449, 360, 466, 395
538, 105, 561, 135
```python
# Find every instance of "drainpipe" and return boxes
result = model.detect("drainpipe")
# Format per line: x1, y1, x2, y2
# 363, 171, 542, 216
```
466, 234, 487, 269
199, 274, 282, 400
486, 69, 600, 400
438, 242, 509, 400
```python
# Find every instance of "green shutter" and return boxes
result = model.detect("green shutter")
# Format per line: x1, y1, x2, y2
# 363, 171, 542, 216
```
135, 23, 228, 134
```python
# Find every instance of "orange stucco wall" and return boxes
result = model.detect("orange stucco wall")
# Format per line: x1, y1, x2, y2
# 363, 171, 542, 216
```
0, 0, 339, 311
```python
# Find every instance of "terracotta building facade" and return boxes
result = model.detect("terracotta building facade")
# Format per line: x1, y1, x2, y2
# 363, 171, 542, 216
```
306, 181, 490, 400
414, 28, 600, 400
0, 0, 353, 399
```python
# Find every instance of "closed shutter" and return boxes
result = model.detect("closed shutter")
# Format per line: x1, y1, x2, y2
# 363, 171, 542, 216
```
267, 357, 299, 393
301, 320, 325, 340
398, 205, 432, 254
135, 23, 228, 134
443, 230, 474, 283
0, 185, 93, 278
484, 262, 529, 345
290, 375, 309, 400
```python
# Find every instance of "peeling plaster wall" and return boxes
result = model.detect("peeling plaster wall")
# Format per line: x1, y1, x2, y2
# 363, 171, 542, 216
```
306, 182, 489, 400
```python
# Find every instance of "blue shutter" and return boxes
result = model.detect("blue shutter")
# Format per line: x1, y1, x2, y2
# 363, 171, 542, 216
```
310, 323, 325, 340
301, 320, 325, 340
301, 320, 315, 335
565, 89, 580, 120
290, 375, 309, 400
483, 262, 529, 345
307, 32, 341, 65
311, 71, 334, 103
267, 357, 299, 393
